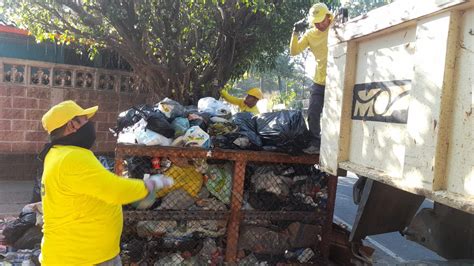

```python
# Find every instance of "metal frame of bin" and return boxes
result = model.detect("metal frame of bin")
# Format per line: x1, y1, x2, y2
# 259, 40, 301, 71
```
115, 144, 337, 263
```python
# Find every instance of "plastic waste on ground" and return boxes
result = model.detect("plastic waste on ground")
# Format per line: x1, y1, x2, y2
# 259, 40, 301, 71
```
2, 212, 36, 246
11, 226, 42, 250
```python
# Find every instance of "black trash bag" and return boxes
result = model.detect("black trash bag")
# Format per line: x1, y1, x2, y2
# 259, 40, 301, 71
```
126, 156, 152, 179
3, 211, 36, 245
115, 104, 153, 133
248, 190, 285, 211
13, 226, 43, 249
255, 110, 310, 154
211, 135, 233, 149
184, 105, 199, 115
187, 111, 211, 131
143, 109, 175, 138
116, 104, 175, 138
233, 112, 262, 148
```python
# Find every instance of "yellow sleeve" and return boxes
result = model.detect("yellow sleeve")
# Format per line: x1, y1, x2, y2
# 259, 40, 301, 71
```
220, 90, 244, 106
61, 151, 148, 205
290, 32, 309, 56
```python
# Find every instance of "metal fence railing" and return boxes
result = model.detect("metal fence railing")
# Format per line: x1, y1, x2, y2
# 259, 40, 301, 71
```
115, 144, 336, 264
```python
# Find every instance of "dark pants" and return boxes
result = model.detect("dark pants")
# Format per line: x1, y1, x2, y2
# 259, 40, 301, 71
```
308, 83, 325, 147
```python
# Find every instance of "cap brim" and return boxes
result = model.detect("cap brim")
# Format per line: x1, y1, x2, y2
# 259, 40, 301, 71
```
310, 15, 326, 24
81, 106, 98, 119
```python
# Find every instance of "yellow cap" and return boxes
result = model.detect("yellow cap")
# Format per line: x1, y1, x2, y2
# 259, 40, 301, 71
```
246, 87, 263, 100
308, 3, 330, 25
42, 100, 98, 133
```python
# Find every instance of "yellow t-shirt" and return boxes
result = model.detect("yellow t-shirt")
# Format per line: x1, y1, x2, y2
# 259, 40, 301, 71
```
290, 15, 333, 86
220, 90, 259, 114
40, 145, 148, 265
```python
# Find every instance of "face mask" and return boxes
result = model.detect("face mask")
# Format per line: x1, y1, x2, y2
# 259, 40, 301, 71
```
55, 121, 96, 149
38, 121, 96, 162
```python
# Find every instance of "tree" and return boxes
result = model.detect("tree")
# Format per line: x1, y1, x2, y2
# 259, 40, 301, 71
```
2, 0, 322, 104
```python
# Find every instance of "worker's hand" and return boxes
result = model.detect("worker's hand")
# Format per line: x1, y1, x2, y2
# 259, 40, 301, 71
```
132, 191, 156, 210
144, 174, 174, 192
132, 175, 173, 210
293, 18, 308, 33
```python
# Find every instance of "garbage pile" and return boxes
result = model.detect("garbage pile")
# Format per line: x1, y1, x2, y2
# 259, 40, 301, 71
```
0, 202, 43, 265
120, 159, 327, 264
114, 97, 311, 154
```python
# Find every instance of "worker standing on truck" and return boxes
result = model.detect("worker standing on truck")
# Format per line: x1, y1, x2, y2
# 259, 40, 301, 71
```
290, 3, 333, 154
38, 100, 173, 265
220, 87, 263, 114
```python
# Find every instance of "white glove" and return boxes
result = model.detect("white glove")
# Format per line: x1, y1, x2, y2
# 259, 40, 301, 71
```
145, 174, 174, 192
133, 175, 174, 210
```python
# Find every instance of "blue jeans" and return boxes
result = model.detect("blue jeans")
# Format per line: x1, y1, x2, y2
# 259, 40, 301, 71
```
308, 83, 325, 147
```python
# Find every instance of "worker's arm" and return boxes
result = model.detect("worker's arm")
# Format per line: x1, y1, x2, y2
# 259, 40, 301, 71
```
290, 32, 309, 56
220, 89, 244, 106
61, 151, 148, 205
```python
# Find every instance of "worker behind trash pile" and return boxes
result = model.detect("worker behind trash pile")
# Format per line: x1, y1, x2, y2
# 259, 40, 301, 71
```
290, 3, 333, 154
38, 100, 174, 265
220, 87, 263, 114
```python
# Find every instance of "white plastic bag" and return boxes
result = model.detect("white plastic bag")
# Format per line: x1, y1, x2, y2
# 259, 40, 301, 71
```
117, 118, 148, 144
198, 97, 231, 117
136, 128, 172, 146
183, 126, 210, 149
157, 98, 185, 119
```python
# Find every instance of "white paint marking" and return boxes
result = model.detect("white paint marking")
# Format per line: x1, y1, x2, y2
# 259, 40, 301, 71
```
333, 215, 407, 263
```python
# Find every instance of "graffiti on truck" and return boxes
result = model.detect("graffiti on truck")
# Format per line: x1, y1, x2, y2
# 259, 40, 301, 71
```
351, 80, 411, 124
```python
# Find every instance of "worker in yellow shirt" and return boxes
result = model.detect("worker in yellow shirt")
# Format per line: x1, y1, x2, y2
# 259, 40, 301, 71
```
290, 3, 333, 154
38, 100, 173, 265
220, 87, 263, 114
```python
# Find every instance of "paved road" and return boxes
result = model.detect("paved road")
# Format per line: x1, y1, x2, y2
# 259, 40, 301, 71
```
334, 175, 444, 264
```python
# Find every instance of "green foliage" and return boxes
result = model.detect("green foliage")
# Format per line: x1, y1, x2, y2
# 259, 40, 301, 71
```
233, 50, 312, 110
2, 0, 319, 103
271, 89, 297, 107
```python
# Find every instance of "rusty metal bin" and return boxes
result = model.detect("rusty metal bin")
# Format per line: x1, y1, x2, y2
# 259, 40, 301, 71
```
115, 144, 336, 264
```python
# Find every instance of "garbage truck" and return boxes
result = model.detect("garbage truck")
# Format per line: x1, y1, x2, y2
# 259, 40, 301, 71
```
321, 0, 474, 260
